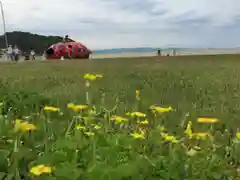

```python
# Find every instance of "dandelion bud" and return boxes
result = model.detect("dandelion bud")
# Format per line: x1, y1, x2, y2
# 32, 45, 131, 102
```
136, 89, 140, 100
85, 80, 90, 87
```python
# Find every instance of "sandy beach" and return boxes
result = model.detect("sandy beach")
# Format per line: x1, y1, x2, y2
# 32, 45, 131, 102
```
91, 48, 240, 59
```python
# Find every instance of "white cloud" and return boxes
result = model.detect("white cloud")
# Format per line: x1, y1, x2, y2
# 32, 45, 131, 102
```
1, 0, 240, 49
154, 0, 240, 26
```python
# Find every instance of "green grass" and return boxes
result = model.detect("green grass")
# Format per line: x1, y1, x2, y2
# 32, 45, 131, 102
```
0, 54, 240, 179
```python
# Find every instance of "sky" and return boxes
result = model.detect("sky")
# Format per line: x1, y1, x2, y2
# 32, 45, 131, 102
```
1, 0, 240, 49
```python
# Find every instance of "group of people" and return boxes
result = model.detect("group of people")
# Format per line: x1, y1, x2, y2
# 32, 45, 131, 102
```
6, 45, 36, 61
23, 50, 35, 61
7, 45, 20, 61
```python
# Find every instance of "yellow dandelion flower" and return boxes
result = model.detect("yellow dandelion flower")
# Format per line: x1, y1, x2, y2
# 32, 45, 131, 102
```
137, 119, 149, 125
76, 124, 86, 130
15, 119, 22, 125
14, 119, 24, 131
75, 105, 88, 109
83, 73, 103, 80
110, 116, 128, 124
84, 132, 95, 136
136, 89, 140, 95
44, 106, 60, 112
93, 124, 101, 130
185, 121, 193, 138
150, 105, 173, 113
30, 164, 52, 176
70, 105, 88, 111
131, 132, 145, 139
136, 89, 140, 100
20, 123, 37, 132
193, 132, 210, 140
83, 73, 97, 81
67, 103, 75, 108
126, 111, 146, 118
159, 126, 166, 132
165, 136, 179, 143
14, 120, 36, 132
197, 117, 219, 124
161, 133, 179, 143
236, 132, 240, 140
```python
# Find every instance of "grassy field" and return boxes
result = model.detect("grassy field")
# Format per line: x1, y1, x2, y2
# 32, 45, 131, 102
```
0, 54, 240, 179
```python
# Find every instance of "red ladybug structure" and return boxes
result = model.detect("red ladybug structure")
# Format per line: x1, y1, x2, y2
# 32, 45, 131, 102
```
45, 35, 92, 60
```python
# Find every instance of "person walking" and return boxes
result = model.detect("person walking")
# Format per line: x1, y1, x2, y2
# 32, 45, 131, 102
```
42, 51, 46, 60
157, 48, 161, 56
30, 49, 35, 60
7, 45, 13, 61
13, 45, 20, 62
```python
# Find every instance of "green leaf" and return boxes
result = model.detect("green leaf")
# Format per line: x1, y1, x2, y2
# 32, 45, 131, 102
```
85, 164, 110, 180
211, 172, 222, 179
54, 137, 79, 150
113, 162, 138, 178
0, 149, 9, 172
54, 162, 82, 180
51, 150, 69, 164
0, 172, 6, 179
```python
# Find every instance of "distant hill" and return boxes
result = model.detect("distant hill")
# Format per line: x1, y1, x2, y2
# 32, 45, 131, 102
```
0, 31, 63, 54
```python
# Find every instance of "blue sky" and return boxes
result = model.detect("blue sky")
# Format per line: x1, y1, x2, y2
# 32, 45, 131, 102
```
1, 0, 240, 49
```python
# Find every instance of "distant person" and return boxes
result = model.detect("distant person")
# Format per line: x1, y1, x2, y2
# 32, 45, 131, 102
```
172, 49, 176, 56
89, 53, 92, 60
65, 35, 69, 42
30, 49, 35, 60
13, 45, 20, 61
2, 49, 7, 61
42, 51, 46, 60
7, 45, 13, 61
157, 49, 161, 56
24, 52, 30, 60
2, 49, 8, 60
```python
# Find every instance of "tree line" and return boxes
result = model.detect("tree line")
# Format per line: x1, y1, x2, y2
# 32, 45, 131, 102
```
0, 31, 63, 54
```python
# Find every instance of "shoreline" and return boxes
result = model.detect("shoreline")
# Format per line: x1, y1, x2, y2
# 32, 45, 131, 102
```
1, 48, 240, 61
